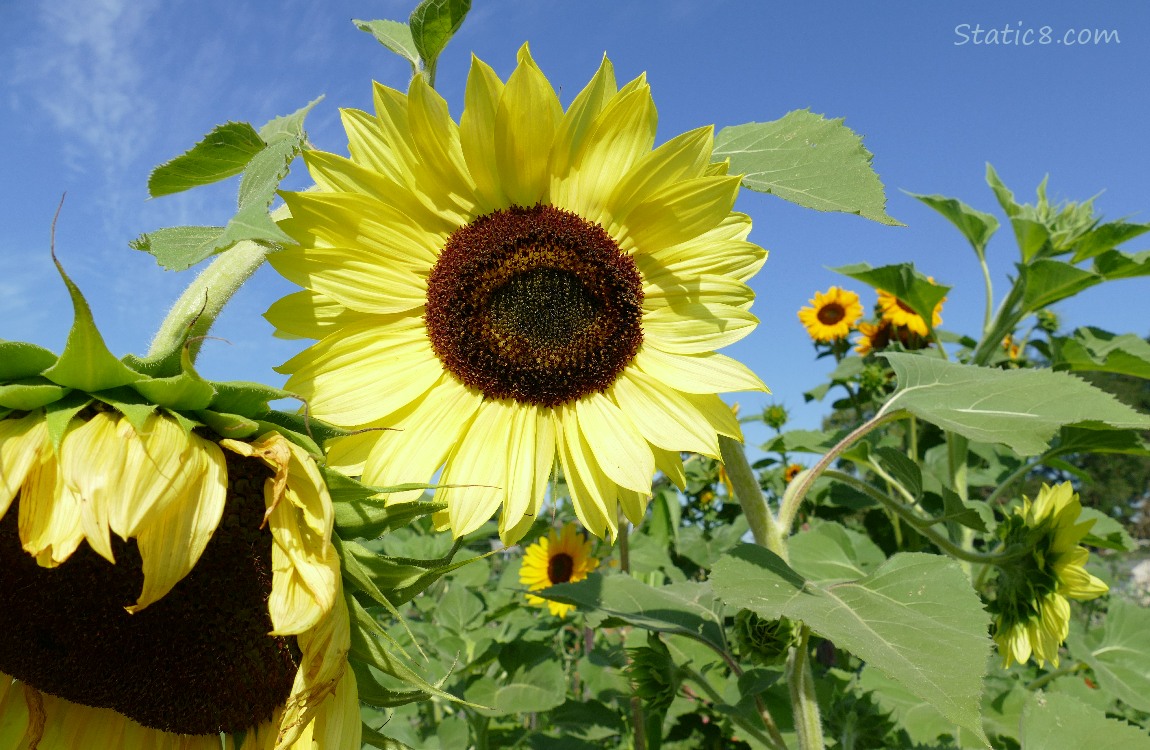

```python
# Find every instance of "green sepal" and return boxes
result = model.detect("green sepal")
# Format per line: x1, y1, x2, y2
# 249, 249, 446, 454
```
194, 409, 261, 439
207, 380, 288, 417
132, 361, 216, 412
43, 392, 93, 451
0, 379, 72, 411
258, 409, 353, 455
0, 341, 58, 381
41, 257, 142, 392
361, 721, 416, 750
334, 492, 443, 540
350, 661, 427, 709
89, 388, 158, 434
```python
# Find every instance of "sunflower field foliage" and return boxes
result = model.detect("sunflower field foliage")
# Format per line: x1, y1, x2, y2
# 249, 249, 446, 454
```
5, 2, 1150, 750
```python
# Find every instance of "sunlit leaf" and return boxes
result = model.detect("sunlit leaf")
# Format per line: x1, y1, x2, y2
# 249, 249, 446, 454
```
1070, 220, 1150, 263
1021, 259, 1102, 311
355, 19, 420, 76
1020, 691, 1150, 749
833, 262, 950, 331
408, 0, 471, 78
711, 546, 989, 744
879, 353, 1150, 456
1093, 248, 1150, 280
1069, 600, 1150, 712
1051, 327, 1150, 379
714, 109, 900, 225
146, 122, 264, 197
908, 191, 998, 258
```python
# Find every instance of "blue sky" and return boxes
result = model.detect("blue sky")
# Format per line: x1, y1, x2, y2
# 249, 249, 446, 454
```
2, 0, 1149, 451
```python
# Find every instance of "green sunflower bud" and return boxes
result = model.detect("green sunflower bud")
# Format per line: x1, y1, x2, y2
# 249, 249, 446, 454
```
735, 610, 800, 666
762, 403, 790, 430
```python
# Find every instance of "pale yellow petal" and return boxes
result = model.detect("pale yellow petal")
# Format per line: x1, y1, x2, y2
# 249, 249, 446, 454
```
604, 126, 713, 223
643, 303, 759, 354
310, 664, 361, 749
638, 236, 766, 286
609, 370, 720, 457
0, 413, 49, 520
19, 451, 83, 567
340, 107, 407, 185
651, 446, 687, 490
362, 373, 482, 504
618, 175, 742, 255
556, 403, 617, 540
574, 392, 654, 493
408, 74, 479, 213
498, 403, 556, 545
264, 290, 372, 341
634, 347, 767, 394
441, 399, 517, 537
460, 55, 508, 212
108, 413, 200, 541
268, 244, 427, 315
58, 411, 125, 563
495, 43, 562, 206
0, 672, 30, 748
642, 271, 756, 312
127, 433, 227, 612
323, 419, 389, 476
618, 487, 649, 526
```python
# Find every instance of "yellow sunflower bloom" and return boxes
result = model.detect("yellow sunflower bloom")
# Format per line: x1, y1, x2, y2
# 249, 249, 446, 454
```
796, 286, 862, 342
783, 464, 804, 484
991, 482, 1109, 668
519, 523, 600, 617
267, 44, 769, 544
0, 412, 358, 749
875, 284, 944, 337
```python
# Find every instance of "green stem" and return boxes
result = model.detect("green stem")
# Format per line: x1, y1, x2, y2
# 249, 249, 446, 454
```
977, 248, 995, 334
984, 456, 1042, 507
972, 281, 1025, 366
679, 665, 785, 750
787, 627, 824, 750
719, 435, 787, 560
1025, 662, 1085, 691
778, 409, 911, 535
147, 239, 274, 362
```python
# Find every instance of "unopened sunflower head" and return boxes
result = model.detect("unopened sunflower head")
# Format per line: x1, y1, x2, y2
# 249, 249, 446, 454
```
989, 482, 1108, 669
0, 260, 447, 748
519, 522, 599, 617
266, 43, 770, 545
797, 286, 862, 343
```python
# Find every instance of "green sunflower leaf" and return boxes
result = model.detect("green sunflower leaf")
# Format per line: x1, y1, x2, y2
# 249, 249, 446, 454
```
467, 660, 567, 717
786, 520, 885, 581
355, 19, 421, 76
711, 546, 990, 745
1050, 327, 1150, 379
351, 662, 426, 709
41, 259, 141, 392
713, 109, 901, 226
1069, 599, 1150, 712
0, 341, 58, 380
1020, 691, 1150, 749
832, 262, 950, 332
1076, 507, 1135, 552
0, 379, 70, 411
878, 353, 1150, 456
146, 122, 265, 198
257, 96, 322, 145
908, 191, 999, 259
129, 226, 227, 272
1070, 220, 1150, 263
985, 163, 1022, 218
1050, 425, 1150, 458
132, 371, 216, 412
194, 409, 261, 439
1093, 248, 1150, 280
408, 0, 471, 78
1020, 259, 1102, 312
206, 380, 288, 417
539, 574, 727, 653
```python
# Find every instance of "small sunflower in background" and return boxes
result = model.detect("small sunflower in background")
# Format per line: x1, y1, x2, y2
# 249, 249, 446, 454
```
990, 482, 1109, 668
797, 286, 863, 342
520, 524, 600, 617
853, 319, 891, 356
267, 44, 769, 545
875, 283, 945, 337
783, 463, 804, 484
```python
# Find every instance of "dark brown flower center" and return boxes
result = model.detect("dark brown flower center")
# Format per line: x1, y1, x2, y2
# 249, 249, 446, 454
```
425, 204, 644, 407
816, 303, 845, 326
548, 552, 575, 584
0, 444, 298, 735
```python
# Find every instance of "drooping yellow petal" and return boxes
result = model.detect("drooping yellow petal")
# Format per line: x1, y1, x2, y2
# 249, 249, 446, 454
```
0, 413, 49, 520
556, 403, 617, 541
19, 451, 83, 567
127, 433, 227, 612
441, 399, 517, 537
609, 370, 722, 457
574, 392, 654, 494
651, 446, 687, 490
495, 43, 562, 206
108, 412, 199, 542
498, 404, 557, 545
58, 411, 126, 563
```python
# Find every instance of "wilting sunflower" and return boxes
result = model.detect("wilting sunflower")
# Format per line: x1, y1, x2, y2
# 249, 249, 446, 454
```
267, 44, 768, 544
519, 523, 600, 617
0, 411, 358, 749
990, 482, 1108, 668
875, 284, 944, 337
797, 286, 862, 342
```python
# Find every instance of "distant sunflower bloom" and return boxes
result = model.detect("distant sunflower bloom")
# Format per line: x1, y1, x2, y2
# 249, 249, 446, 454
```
784, 464, 804, 484
520, 523, 600, 617
267, 44, 768, 543
0, 412, 357, 748
797, 287, 862, 342
991, 482, 1108, 668
853, 320, 892, 356
876, 285, 944, 337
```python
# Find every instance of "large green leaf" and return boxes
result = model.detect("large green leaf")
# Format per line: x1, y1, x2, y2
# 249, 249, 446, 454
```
467, 659, 567, 717
908, 191, 999, 259
1093, 248, 1150, 280
786, 520, 885, 582
408, 0, 471, 78
985, 163, 1021, 218
1070, 220, 1150, 263
711, 546, 990, 743
541, 573, 726, 653
1019, 691, 1150, 750
879, 353, 1150, 456
146, 122, 264, 197
713, 109, 900, 225
1051, 327, 1150, 379
128, 226, 228, 272
1070, 600, 1150, 713
1021, 259, 1102, 311
833, 263, 949, 331
355, 19, 421, 76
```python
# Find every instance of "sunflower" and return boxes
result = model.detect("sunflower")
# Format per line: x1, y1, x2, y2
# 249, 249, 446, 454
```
267, 44, 768, 544
797, 287, 862, 342
853, 320, 891, 356
0, 411, 358, 748
875, 284, 944, 337
519, 523, 600, 617
990, 482, 1109, 668
783, 464, 804, 484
